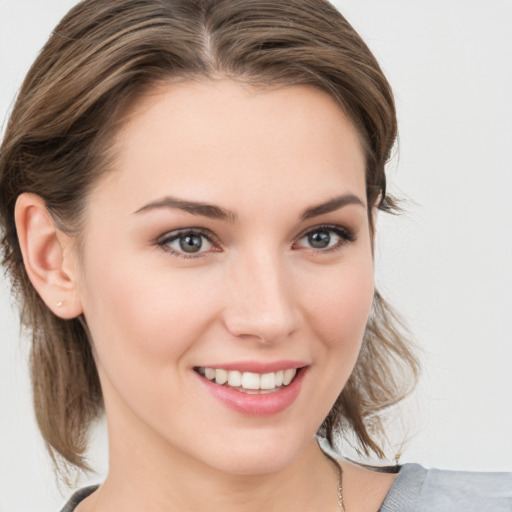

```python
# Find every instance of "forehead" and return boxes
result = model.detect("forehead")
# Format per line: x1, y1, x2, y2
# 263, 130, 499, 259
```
93, 80, 367, 213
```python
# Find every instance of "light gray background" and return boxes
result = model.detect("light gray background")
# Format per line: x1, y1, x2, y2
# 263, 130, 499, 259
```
1, 1, 511, 510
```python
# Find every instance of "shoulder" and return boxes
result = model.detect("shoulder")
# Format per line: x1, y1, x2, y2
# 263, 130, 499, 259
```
380, 463, 512, 512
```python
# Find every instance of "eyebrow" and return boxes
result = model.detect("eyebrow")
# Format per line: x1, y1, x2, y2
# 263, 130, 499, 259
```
134, 196, 238, 222
300, 193, 366, 220
134, 192, 365, 222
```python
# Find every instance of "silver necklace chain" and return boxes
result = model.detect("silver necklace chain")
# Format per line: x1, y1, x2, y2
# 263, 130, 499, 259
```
323, 451, 346, 511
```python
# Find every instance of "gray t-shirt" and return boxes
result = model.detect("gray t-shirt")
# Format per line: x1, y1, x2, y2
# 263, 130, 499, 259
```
378, 463, 512, 511
60, 463, 512, 511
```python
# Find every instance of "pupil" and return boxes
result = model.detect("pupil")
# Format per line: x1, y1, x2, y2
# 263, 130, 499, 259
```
179, 234, 202, 253
308, 231, 330, 248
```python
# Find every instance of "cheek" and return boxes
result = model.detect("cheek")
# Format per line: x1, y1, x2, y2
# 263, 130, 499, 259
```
303, 256, 374, 352
79, 251, 219, 379
79, 258, 226, 428
293, 252, 374, 429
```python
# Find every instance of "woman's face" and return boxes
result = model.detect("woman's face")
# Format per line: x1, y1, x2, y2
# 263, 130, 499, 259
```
74, 80, 374, 475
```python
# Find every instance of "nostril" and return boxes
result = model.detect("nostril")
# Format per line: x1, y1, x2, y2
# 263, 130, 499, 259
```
224, 312, 299, 345
223, 269, 299, 343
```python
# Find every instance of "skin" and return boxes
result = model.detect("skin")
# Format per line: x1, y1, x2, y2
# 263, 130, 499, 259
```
16, 80, 396, 511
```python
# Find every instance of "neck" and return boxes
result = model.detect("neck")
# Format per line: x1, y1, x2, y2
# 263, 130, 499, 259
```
97, 422, 338, 512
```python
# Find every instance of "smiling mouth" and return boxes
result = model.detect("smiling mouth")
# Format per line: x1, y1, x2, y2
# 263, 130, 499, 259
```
194, 366, 302, 394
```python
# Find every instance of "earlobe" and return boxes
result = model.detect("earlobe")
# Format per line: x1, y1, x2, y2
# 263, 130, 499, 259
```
14, 193, 83, 319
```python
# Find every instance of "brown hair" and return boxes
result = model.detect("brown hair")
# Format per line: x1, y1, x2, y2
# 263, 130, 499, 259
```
0, 0, 419, 473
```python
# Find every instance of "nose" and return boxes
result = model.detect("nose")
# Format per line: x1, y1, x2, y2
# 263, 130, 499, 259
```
223, 251, 300, 344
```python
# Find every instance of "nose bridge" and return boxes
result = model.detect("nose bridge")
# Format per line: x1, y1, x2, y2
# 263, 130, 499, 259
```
224, 247, 299, 343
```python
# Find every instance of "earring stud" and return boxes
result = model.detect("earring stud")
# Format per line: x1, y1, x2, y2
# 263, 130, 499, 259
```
56, 301, 63, 307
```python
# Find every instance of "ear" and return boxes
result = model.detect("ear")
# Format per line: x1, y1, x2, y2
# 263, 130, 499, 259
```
14, 193, 83, 319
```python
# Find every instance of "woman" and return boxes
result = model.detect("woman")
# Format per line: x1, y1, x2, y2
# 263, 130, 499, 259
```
0, 0, 510, 511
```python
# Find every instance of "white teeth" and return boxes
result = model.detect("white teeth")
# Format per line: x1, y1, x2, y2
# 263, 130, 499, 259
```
241, 372, 260, 390
205, 368, 216, 380
228, 370, 242, 387
215, 369, 228, 385
283, 368, 296, 385
260, 372, 276, 390
199, 367, 299, 391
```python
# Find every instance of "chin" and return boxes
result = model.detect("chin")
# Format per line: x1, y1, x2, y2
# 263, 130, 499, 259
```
185, 422, 318, 476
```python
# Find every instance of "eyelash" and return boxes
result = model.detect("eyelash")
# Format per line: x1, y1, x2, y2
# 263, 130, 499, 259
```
156, 228, 219, 259
156, 224, 355, 259
294, 224, 356, 253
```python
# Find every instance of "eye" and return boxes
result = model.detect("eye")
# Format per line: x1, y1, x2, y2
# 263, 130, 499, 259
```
157, 229, 217, 257
294, 225, 355, 252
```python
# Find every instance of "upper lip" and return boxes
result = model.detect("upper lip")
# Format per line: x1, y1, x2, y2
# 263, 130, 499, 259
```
194, 360, 309, 373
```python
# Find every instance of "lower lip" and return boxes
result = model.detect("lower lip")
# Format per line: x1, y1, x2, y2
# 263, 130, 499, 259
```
195, 368, 307, 416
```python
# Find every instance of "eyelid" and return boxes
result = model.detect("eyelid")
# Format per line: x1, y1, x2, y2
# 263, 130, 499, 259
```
156, 227, 221, 258
154, 223, 355, 258
293, 224, 356, 251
